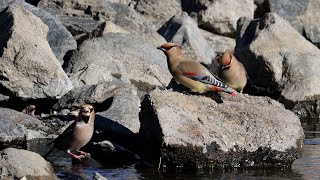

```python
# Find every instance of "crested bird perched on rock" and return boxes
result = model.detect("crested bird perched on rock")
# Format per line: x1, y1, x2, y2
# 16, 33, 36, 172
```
157, 43, 236, 96
44, 104, 95, 160
218, 49, 247, 93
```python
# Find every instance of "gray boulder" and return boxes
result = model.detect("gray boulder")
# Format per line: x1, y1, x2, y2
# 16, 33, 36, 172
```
64, 33, 171, 91
0, 1, 77, 64
97, 21, 131, 36
39, 0, 166, 45
134, 0, 182, 29
0, 107, 48, 150
235, 13, 320, 106
0, 0, 23, 11
139, 89, 304, 169
38, 0, 108, 36
182, 0, 254, 37
269, 0, 320, 47
0, 148, 57, 180
300, 0, 320, 48
158, 12, 216, 66
97, 85, 140, 134
19, 2, 77, 65
0, 4, 73, 99
201, 29, 236, 54
268, 0, 307, 34
0, 116, 25, 148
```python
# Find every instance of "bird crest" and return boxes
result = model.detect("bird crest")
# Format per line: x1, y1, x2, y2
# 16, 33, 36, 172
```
221, 49, 233, 70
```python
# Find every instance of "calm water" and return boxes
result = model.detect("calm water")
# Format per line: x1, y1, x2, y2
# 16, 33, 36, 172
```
49, 132, 320, 180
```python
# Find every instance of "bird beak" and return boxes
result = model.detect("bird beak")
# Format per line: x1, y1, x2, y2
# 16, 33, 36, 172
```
81, 107, 92, 117
157, 46, 165, 51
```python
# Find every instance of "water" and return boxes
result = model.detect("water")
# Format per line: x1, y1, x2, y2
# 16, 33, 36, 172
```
291, 132, 320, 180
50, 132, 320, 179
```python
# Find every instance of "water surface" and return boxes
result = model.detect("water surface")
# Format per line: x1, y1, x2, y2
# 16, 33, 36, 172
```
51, 132, 320, 179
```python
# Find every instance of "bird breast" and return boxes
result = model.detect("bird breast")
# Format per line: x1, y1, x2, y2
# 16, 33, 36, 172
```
70, 123, 94, 150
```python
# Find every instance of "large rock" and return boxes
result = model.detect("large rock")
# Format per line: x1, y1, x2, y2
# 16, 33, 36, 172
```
134, 0, 182, 29
235, 13, 320, 107
0, 107, 48, 149
269, 0, 320, 47
0, 148, 57, 180
182, 0, 254, 37
0, 4, 73, 99
20, 2, 77, 65
97, 86, 140, 134
0, 0, 23, 11
0, 116, 25, 148
269, 0, 307, 34
158, 13, 216, 66
201, 29, 236, 54
38, 0, 111, 36
64, 33, 171, 91
139, 89, 304, 169
39, 0, 165, 45
0, 1, 77, 64
300, 0, 320, 48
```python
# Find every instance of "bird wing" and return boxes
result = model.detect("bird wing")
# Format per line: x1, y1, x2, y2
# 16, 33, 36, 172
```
48, 121, 76, 147
176, 60, 228, 89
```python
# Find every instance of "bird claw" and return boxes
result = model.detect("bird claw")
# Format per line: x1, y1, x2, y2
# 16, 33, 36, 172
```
68, 151, 88, 160
70, 154, 85, 160
76, 150, 91, 157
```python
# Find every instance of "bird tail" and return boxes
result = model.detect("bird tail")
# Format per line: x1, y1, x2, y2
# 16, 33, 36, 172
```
209, 86, 236, 96
223, 87, 237, 96
43, 147, 55, 160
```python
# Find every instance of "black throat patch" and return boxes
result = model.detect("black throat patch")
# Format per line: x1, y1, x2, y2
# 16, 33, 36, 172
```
81, 115, 90, 123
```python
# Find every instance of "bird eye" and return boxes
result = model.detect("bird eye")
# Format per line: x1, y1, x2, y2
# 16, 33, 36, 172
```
163, 46, 172, 50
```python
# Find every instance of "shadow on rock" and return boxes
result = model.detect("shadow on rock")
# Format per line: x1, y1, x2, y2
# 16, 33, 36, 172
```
83, 114, 140, 165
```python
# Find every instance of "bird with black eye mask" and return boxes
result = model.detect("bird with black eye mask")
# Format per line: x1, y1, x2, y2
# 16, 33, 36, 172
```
218, 49, 247, 93
157, 43, 236, 96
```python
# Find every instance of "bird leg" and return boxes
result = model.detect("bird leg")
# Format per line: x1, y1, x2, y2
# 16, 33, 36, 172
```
76, 150, 90, 157
67, 150, 85, 160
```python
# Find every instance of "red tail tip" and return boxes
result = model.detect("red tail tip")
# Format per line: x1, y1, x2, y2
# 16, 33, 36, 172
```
230, 92, 236, 97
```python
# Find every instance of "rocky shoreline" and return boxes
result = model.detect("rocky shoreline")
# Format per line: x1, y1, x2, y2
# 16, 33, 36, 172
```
0, 0, 318, 179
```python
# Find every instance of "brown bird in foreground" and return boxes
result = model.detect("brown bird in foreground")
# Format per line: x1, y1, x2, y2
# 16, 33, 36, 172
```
157, 43, 236, 96
44, 104, 95, 160
218, 49, 247, 93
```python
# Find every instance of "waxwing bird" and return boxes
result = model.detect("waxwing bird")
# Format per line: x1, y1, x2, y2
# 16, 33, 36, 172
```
44, 104, 95, 160
218, 49, 247, 93
157, 43, 236, 96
